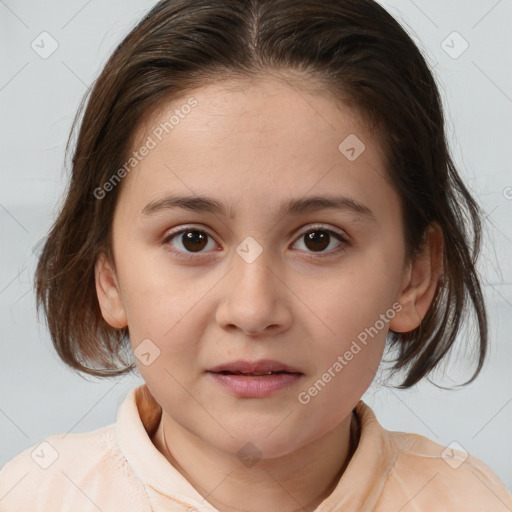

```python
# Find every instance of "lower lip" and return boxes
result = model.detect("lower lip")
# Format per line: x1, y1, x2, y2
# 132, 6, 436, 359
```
207, 372, 302, 398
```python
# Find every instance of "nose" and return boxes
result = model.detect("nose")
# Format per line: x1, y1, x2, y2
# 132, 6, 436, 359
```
215, 247, 292, 337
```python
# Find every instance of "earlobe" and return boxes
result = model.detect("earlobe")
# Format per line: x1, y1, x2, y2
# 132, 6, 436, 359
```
389, 223, 444, 333
95, 252, 128, 329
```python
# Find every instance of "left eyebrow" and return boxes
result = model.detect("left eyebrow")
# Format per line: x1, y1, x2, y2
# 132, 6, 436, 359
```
141, 194, 377, 222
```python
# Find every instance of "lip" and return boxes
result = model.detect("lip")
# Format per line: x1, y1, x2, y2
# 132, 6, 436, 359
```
207, 372, 303, 398
207, 359, 302, 374
206, 359, 303, 398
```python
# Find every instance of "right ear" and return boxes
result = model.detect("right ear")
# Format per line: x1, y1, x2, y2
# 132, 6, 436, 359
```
95, 252, 128, 329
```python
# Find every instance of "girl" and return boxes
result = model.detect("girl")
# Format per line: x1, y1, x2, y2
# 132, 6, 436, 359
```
1, 0, 511, 510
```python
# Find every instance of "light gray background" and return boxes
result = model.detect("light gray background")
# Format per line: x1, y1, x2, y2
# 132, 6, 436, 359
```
1, 0, 511, 495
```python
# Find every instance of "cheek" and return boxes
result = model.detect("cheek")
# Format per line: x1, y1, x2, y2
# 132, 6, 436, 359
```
296, 312, 387, 432
305, 249, 401, 381
115, 251, 200, 337
310, 317, 387, 402
314, 271, 400, 344
131, 316, 204, 404
117, 262, 211, 369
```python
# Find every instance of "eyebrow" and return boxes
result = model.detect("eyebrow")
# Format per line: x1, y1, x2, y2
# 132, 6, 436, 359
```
141, 194, 376, 221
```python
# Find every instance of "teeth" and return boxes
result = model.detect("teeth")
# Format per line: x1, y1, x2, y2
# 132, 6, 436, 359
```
241, 372, 275, 376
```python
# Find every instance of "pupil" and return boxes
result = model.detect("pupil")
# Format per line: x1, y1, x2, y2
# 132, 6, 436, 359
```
183, 230, 207, 252
305, 231, 329, 251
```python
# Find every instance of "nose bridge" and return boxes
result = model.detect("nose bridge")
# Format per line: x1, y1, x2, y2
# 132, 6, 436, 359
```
215, 235, 289, 335
232, 235, 276, 297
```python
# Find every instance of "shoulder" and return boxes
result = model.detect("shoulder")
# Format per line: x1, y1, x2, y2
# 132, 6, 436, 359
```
0, 424, 148, 511
379, 429, 512, 511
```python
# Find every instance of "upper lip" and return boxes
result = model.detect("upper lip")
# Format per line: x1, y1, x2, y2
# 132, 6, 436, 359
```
207, 359, 302, 374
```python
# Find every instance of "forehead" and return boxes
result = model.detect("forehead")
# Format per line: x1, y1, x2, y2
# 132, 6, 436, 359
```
143, 75, 371, 140
118, 75, 395, 221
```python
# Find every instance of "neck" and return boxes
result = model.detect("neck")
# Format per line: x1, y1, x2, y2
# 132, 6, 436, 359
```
152, 410, 359, 512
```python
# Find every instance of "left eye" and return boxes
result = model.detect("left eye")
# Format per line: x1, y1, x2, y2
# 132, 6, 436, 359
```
292, 228, 347, 254
163, 226, 347, 256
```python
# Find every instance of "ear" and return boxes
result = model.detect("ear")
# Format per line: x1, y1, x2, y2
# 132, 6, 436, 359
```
389, 222, 444, 333
95, 252, 128, 329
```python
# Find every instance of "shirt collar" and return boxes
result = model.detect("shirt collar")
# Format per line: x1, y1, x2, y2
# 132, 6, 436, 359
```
116, 384, 216, 508
318, 399, 398, 510
116, 384, 397, 511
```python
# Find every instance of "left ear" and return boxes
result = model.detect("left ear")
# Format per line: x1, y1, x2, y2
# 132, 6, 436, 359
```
389, 222, 444, 333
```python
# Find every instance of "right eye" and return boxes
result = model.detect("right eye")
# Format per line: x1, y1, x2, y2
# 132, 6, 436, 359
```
162, 227, 218, 257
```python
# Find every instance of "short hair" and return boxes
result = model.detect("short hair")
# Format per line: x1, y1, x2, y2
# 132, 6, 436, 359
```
35, 0, 488, 388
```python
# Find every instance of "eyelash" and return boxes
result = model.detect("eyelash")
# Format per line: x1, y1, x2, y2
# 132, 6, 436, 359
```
161, 224, 350, 260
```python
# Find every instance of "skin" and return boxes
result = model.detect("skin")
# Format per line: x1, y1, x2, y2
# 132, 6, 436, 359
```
95, 73, 443, 512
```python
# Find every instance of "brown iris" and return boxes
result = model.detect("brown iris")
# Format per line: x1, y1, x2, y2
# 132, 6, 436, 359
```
303, 231, 330, 252
181, 230, 209, 252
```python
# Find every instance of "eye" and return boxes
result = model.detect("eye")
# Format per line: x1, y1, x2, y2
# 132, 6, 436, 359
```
163, 227, 217, 256
163, 224, 349, 258
292, 225, 348, 256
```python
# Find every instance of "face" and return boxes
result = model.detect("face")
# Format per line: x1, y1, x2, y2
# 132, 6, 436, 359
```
96, 75, 420, 458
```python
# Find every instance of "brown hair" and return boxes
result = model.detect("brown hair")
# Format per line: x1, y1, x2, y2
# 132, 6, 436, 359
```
35, 0, 488, 388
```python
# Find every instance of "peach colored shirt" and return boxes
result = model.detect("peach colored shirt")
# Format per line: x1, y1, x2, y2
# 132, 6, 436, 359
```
1, 384, 511, 511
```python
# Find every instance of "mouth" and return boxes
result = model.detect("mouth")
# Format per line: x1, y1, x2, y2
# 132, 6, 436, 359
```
213, 370, 296, 376
207, 359, 303, 376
